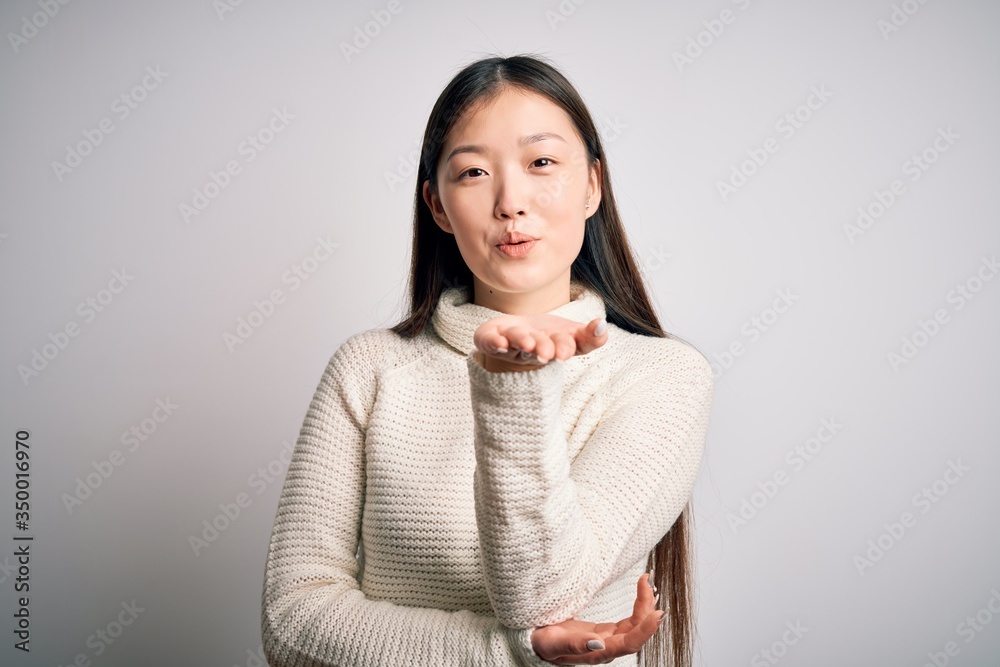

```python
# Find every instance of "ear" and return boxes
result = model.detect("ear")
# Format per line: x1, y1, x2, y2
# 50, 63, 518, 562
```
422, 180, 454, 234
586, 159, 602, 211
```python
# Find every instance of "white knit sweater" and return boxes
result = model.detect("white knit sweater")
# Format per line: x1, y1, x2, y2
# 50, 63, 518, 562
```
261, 281, 714, 667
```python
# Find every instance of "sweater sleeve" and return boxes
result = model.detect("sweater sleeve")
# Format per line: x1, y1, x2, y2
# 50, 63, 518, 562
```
261, 333, 552, 667
466, 340, 714, 628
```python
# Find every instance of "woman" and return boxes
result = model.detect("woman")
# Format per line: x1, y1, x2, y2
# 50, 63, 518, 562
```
261, 54, 714, 666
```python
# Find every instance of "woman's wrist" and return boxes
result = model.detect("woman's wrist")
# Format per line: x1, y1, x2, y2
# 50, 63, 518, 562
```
475, 350, 548, 373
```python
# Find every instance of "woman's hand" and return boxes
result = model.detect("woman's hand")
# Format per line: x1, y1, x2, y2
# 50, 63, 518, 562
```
529, 572, 663, 665
473, 313, 608, 372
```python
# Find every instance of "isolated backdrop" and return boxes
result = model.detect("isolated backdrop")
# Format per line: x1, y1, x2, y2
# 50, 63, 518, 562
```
2, 0, 999, 665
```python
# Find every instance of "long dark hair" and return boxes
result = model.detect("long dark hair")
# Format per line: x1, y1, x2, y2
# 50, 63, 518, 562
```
391, 53, 698, 667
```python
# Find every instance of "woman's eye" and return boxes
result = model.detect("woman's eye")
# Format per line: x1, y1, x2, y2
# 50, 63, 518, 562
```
459, 159, 553, 180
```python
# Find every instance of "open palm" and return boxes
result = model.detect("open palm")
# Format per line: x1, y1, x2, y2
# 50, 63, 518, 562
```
473, 312, 608, 366
530, 572, 663, 665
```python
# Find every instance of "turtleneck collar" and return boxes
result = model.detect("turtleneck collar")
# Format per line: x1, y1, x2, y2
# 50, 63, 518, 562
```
430, 281, 608, 357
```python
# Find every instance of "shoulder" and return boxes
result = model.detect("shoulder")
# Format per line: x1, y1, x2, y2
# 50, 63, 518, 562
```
606, 326, 714, 395
313, 327, 434, 423
326, 326, 435, 381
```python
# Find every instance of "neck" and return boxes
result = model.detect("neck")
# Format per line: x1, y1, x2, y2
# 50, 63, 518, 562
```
471, 271, 573, 315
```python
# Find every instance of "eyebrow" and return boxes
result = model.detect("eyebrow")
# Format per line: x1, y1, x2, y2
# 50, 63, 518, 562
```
445, 132, 567, 164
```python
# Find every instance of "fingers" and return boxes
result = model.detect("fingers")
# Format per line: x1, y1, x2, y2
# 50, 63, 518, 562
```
550, 615, 663, 664
623, 608, 665, 653
562, 635, 608, 657
486, 335, 509, 354
487, 326, 541, 361
532, 608, 664, 665
472, 326, 508, 355
630, 572, 658, 625
574, 318, 609, 354
532, 623, 611, 665
492, 328, 571, 363
509, 321, 604, 361
525, 331, 556, 362
475, 316, 607, 365
573, 612, 660, 662
474, 327, 537, 364
549, 332, 577, 360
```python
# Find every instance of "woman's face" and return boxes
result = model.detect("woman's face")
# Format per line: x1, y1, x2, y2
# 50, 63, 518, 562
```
423, 86, 601, 311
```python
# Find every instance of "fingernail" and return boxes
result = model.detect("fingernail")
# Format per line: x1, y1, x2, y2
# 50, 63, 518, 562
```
594, 318, 607, 336
657, 613, 666, 625
647, 573, 655, 591
495, 348, 507, 353
586, 639, 605, 651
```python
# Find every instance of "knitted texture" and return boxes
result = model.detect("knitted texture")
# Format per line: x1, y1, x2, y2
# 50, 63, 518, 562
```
261, 282, 714, 666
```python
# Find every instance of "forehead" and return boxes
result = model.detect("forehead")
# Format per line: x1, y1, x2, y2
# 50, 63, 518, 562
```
448, 87, 576, 142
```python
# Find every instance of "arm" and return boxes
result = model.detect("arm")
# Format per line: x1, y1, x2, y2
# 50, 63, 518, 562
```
467, 340, 714, 628
261, 333, 551, 667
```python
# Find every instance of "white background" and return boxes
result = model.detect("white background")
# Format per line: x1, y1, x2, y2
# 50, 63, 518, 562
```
1, 0, 998, 665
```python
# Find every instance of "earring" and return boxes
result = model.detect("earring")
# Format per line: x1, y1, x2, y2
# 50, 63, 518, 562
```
585, 199, 590, 209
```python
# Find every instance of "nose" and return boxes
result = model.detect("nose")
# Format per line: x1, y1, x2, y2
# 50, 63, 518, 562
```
494, 171, 529, 219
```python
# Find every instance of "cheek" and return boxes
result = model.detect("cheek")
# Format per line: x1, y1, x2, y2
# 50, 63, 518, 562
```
546, 174, 586, 211
445, 202, 490, 253
544, 188, 584, 222
449, 191, 490, 224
